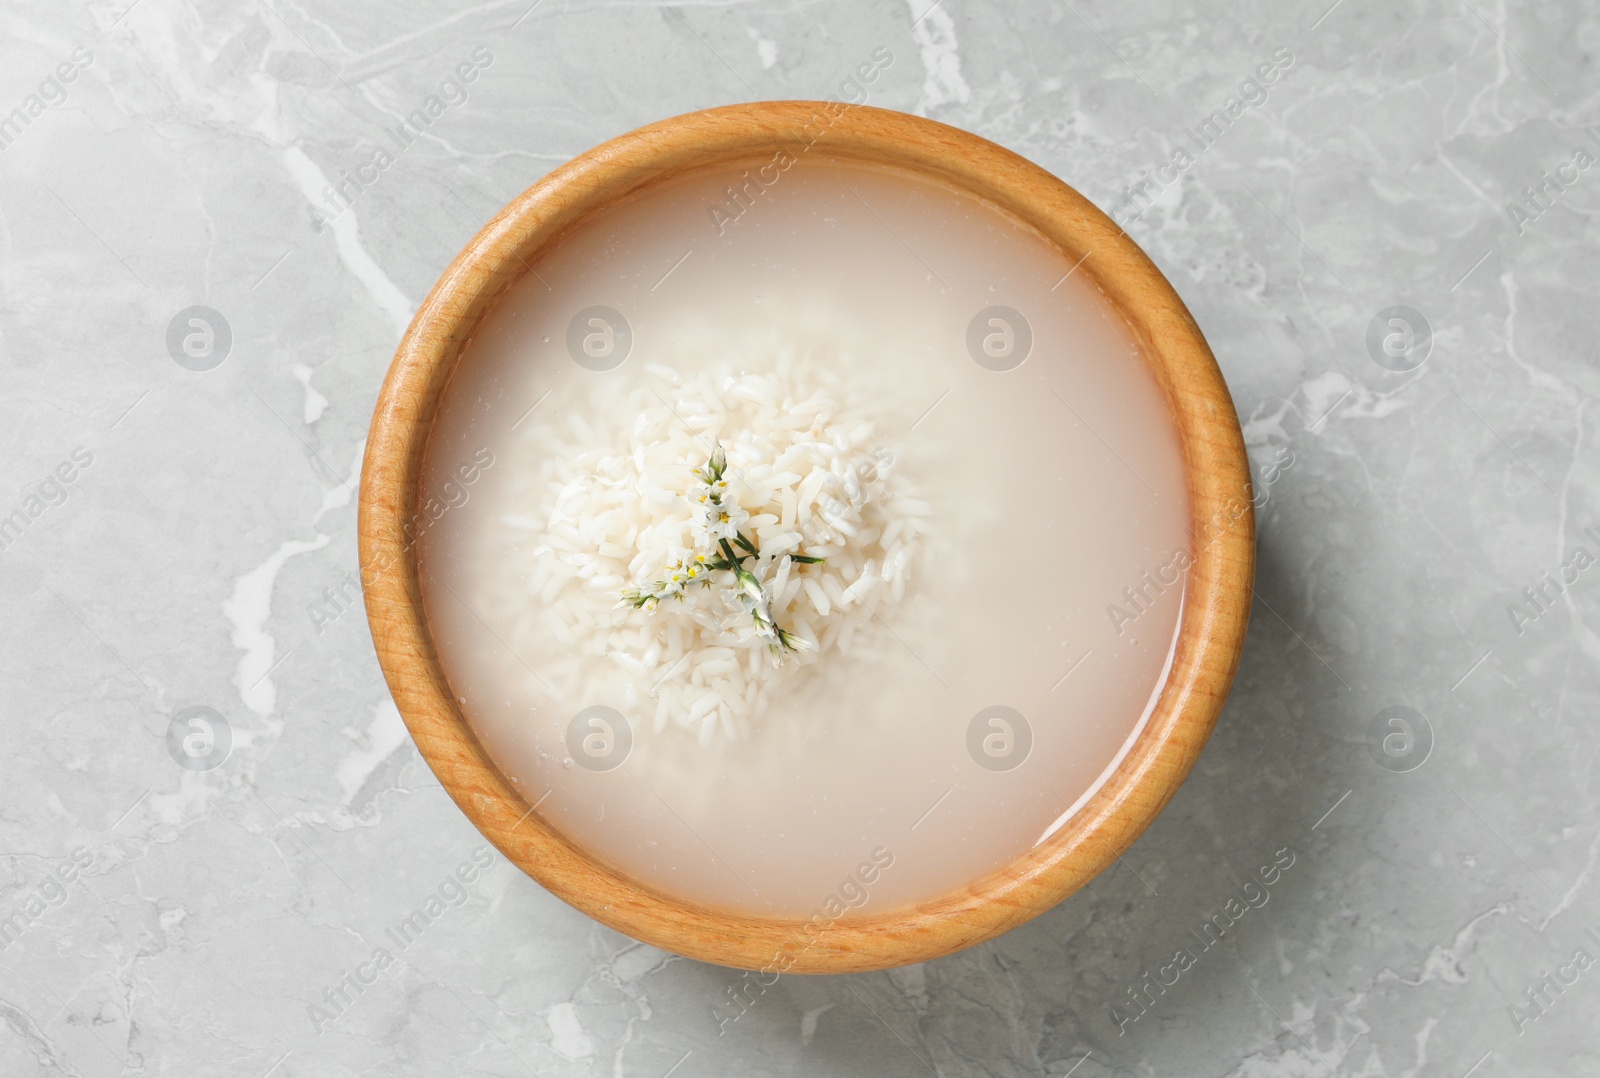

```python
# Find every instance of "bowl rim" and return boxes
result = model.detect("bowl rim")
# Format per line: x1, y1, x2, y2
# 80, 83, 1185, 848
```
359, 100, 1256, 974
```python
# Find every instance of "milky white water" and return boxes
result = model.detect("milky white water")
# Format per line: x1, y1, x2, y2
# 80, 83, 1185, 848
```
417, 157, 1189, 918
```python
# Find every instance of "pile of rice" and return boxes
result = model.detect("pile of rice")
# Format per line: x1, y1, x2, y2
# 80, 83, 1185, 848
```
505, 354, 928, 743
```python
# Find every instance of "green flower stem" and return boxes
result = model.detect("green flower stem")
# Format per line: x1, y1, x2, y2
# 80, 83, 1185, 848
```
625, 444, 827, 656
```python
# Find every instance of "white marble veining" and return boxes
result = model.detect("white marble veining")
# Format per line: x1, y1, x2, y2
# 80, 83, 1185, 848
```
2, 0, 1597, 1074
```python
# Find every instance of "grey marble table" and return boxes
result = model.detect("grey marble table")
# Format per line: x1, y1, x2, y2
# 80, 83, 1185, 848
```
3, 0, 1597, 1075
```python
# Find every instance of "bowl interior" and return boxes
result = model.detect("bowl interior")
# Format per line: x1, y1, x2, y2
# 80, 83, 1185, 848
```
358, 101, 1255, 973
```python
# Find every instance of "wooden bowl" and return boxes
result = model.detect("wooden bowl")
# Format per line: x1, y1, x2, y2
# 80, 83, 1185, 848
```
359, 102, 1255, 973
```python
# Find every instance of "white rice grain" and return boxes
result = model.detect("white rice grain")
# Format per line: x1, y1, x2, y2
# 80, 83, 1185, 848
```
501, 359, 925, 739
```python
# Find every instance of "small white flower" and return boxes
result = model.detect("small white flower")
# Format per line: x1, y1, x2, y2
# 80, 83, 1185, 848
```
624, 444, 814, 659
704, 498, 749, 542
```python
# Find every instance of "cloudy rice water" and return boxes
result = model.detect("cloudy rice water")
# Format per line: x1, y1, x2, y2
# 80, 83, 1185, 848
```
418, 158, 1190, 917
